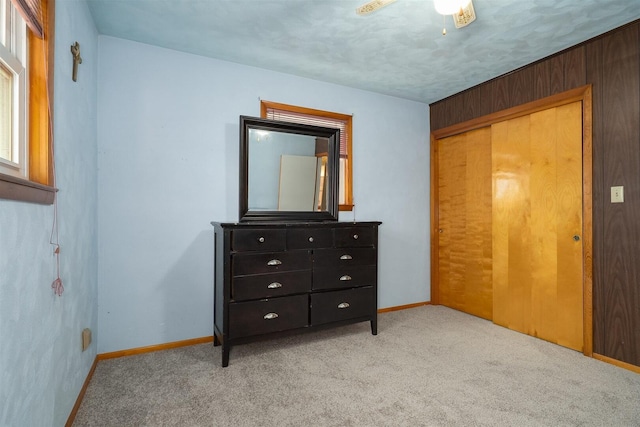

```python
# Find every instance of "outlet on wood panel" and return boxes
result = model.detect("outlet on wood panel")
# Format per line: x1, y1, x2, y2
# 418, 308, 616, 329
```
611, 186, 624, 203
82, 328, 91, 351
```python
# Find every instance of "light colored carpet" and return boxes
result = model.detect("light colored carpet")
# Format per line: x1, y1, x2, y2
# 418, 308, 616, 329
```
73, 306, 640, 426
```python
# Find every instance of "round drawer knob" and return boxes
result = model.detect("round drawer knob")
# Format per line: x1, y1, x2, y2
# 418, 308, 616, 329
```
353, 234, 359, 240
308, 237, 314, 243
258, 237, 265, 243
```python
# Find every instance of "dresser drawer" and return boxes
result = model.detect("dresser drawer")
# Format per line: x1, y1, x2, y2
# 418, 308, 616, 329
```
335, 226, 375, 247
233, 250, 311, 276
313, 248, 376, 268
229, 295, 309, 339
287, 228, 333, 250
312, 265, 377, 290
311, 287, 374, 326
232, 270, 312, 301
232, 229, 286, 252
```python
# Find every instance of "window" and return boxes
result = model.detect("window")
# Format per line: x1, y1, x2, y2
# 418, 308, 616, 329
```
0, 0, 27, 178
261, 100, 353, 211
0, 0, 54, 204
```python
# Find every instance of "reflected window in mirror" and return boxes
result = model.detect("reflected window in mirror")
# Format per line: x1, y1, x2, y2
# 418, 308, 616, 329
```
260, 100, 353, 211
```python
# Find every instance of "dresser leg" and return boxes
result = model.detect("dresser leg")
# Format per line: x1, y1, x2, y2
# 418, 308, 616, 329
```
222, 343, 230, 367
213, 334, 221, 347
370, 318, 377, 335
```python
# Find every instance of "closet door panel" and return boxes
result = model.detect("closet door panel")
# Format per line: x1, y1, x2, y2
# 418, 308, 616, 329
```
528, 107, 559, 342
492, 116, 532, 333
437, 128, 493, 320
437, 133, 465, 310
464, 127, 493, 320
554, 101, 584, 351
492, 102, 583, 351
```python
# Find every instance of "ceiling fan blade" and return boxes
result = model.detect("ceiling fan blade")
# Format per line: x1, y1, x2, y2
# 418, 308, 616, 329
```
356, 0, 397, 16
453, 0, 476, 28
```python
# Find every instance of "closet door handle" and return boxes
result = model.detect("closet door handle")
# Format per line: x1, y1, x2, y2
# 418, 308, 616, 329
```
267, 282, 282, 289
263, 312, 279, 320
267, 259, 282, 266
337, 302, 350, 309
340, 254, 353, 260
339, 275, 352, 281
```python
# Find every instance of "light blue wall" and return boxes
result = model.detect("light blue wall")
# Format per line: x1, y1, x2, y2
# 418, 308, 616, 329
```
0, 1, 98, 426
97, 36, 431, 354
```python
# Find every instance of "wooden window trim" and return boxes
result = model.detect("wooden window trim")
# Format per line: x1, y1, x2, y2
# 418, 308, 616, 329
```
260, 100, 353, 211
0, 0, 55, 204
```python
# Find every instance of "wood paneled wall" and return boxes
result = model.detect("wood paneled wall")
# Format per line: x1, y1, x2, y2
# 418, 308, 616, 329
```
430, 20, 640, 367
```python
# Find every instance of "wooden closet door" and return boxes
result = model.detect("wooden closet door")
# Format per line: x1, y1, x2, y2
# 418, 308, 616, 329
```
492, 101, 583, 351
437, 127, 493, 320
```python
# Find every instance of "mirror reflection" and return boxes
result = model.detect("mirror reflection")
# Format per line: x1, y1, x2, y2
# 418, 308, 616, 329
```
248, 129, 329, 212
239, 115, 339, 222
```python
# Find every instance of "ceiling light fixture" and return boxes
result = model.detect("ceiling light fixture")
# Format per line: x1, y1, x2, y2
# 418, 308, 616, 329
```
354, 0, 477, 35
434, 0, 476, 35
434, 0, 470, 16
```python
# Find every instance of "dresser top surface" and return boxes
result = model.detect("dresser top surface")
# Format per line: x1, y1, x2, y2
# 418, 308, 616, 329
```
211, 221, 381, 229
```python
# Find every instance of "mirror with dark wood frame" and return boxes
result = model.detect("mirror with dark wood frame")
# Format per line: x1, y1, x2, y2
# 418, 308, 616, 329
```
239, 115, 340, 222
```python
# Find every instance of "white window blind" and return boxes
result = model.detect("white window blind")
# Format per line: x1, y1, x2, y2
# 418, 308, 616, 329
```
265, 108, 348, 158
0, 62, 11, 161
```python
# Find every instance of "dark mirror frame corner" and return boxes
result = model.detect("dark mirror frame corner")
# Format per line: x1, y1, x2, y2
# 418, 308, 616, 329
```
238, 115, 340, 222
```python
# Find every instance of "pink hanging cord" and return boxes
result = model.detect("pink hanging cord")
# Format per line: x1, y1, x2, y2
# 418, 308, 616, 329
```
43, 38, 62, 297
51, 249, 63, 296
50, 208, 63, 296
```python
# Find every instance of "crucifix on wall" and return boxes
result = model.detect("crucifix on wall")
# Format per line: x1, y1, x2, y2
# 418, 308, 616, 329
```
71, 42, 82, 82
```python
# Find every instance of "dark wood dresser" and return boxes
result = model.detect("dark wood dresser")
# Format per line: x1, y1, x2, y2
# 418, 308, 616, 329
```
211, 221, 381, 367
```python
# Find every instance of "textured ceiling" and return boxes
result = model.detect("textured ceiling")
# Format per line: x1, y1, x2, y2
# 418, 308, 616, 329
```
86, 0, 640, 104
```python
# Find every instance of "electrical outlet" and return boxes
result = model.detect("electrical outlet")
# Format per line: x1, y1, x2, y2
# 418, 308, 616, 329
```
611, 186, 624, 203
82, 328, 91, 351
